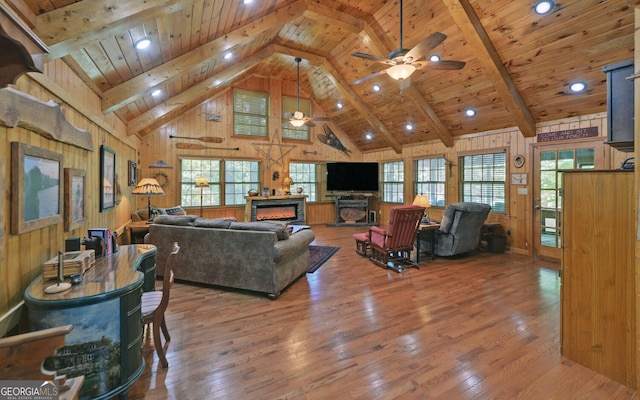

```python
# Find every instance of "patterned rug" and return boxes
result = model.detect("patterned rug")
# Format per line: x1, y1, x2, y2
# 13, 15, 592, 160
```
307, 245, 340, 273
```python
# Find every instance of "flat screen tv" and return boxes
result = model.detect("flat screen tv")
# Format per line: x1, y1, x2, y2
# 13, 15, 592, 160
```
326, 162, 379, 192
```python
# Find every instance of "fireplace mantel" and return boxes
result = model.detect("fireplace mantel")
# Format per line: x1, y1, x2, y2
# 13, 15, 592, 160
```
245, 195, 307, 224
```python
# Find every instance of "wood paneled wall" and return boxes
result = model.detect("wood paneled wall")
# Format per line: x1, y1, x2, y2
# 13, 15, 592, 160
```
0, 59, 140, 332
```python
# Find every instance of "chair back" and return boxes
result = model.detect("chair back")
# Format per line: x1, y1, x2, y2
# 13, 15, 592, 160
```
384, 205, 425, 248
159, 242, 179, 312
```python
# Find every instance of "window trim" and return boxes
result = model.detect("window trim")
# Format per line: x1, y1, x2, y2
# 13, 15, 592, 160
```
414, 156, 447, 208
381, 160, 404, 204
458, 148, 507, 214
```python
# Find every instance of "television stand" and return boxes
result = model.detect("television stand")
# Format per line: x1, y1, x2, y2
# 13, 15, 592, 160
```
327, 193, 378, 226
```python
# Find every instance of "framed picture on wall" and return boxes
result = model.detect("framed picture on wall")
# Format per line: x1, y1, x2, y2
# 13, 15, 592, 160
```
10, 142, 63, 234
64, 168, 86, 231
100, 145, 116, 211
128, 160, 137, 186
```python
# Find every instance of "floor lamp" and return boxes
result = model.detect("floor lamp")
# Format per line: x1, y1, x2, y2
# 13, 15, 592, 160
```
195, 177, 209, 217
133, 178, 165, 222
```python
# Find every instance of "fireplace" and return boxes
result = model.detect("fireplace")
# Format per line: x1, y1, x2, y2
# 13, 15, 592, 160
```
245, 195, 306, 225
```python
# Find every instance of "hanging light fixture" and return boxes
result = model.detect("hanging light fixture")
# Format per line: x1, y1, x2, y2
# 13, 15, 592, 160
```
290, 58, 307, 128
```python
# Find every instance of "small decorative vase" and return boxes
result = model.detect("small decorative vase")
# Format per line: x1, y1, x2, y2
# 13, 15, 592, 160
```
296, 187, 303, 194
248, 189, 259, 196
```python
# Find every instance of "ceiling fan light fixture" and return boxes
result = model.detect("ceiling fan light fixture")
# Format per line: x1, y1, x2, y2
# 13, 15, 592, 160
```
534, 0, 554, 14
430, 54, 441, 62
290, 118, 306, 128
135, 37, 151, 50
387, 64, 416, 80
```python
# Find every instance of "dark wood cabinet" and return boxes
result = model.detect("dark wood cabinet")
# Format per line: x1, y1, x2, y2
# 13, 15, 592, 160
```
602, 60, 634, 151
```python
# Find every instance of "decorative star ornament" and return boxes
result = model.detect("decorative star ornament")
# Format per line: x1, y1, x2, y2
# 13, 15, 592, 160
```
252, 129, 296, 169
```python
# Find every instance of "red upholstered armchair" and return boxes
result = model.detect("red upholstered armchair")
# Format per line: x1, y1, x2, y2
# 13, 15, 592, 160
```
354, 205, 425, 272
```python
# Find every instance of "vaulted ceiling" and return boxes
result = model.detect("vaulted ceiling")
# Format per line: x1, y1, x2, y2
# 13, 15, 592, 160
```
15, 0, 637, 153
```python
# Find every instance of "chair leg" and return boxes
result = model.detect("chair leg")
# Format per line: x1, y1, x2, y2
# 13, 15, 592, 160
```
152, 318, 169, 368
160, 317, 170, 342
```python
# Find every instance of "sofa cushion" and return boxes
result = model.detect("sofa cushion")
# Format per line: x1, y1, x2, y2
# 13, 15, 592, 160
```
157, 205, 187, 216
153, 215, 199, 226
193, 217, 236, 229
229, 221, 290, 240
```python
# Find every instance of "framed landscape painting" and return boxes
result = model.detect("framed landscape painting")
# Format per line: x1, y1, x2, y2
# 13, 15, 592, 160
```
64, 168, 86, 231
100, 145, 116, 211
11, 142, 63, 234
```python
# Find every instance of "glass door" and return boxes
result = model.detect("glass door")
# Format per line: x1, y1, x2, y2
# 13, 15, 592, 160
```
533, 141, 604, 259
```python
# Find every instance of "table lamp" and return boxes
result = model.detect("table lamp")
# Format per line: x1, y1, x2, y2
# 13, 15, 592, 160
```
133, 178, 165, 222
195, 177, 209, 217
282, 176, 294, 195
412, 194, 431, 223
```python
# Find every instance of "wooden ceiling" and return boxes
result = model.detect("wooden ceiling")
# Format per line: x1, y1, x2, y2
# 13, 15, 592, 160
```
14, 0, 638, 153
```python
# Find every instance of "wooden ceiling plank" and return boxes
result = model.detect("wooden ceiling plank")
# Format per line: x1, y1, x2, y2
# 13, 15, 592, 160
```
45, 0, 187, 60
127, 45, 275, 135
442, 0, 536, 138
102, 0, 306, 114
404, 85, 454, 147
302, 1, 364, 35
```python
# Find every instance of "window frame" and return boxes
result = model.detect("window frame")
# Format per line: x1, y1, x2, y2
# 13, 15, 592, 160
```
459, 149, 506, 213
381, 160, 404, 204
414, 157, 446, 208
233, 88, 269, 137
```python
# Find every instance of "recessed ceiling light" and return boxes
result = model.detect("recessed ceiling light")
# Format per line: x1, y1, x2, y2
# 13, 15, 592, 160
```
406, 123, 414, 131
243, 0, 253, 3
465, 108, 477, 117
569, 81, 587, 93
151, 89, 162, 97
365, 133, 373, 140
224, 52, 233, 60
534, 0, 554, 15
337, 101, 343, 109
373, 84, 381, 92
135, 37, 151, 50
430, 54, 441, 62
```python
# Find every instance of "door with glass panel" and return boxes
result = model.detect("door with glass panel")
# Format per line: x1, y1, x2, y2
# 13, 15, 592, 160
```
533, 141, 604, 259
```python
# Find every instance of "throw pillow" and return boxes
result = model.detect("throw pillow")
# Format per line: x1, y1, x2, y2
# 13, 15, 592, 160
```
193, 217, 237, 229
153, 215, 198, 226
157, 205, 187, 216
229, 221, 290, 240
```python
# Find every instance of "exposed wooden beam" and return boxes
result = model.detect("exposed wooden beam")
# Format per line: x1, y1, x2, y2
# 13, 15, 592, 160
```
403, 85, 454, 147
101, 0, 306, 114
127, 46, 275, 136
441, 0, 537, 137
302, 1, 363, 35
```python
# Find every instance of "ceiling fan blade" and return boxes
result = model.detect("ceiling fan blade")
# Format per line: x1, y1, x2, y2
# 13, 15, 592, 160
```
350, 69, 388, 85
311, 116, 331, 121
429, 60, 466, 70
305, 121, 316, 127
405, 32, 447, 62
351, 52, 391, 64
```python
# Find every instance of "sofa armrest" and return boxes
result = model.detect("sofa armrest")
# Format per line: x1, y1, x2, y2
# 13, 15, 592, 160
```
273, 229, 315, 262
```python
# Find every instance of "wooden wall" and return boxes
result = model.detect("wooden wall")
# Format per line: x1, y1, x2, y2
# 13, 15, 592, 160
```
0, 59, 140, 334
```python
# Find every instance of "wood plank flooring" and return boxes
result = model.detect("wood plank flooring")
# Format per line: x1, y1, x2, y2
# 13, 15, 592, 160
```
128, 225, 638, 399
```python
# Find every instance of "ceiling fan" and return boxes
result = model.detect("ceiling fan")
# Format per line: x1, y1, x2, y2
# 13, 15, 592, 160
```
285, 57, 330, 128
350, 0, 465, 86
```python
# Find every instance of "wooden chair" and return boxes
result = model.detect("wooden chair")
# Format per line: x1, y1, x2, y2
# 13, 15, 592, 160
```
141, 241, 179, 368
366, 205, 425, 272
0, 324, 84, 399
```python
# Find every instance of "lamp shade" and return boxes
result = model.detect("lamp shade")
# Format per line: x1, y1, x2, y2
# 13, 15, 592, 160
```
133, 178, 165, 196
283, 176, 294, 186
412, 194, 431, 208
195, 177, 209, 188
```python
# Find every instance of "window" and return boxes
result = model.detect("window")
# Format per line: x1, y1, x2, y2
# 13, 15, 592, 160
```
225, 160, 260, 205
180, 159, 221, 207
234, 89, 269, 137
289, 162, 317, 201
415, 157, 446, 207
382, 161, 403, 203
460, 152, 506, 212
282, 96, 311, 140
180, 159, 260, 207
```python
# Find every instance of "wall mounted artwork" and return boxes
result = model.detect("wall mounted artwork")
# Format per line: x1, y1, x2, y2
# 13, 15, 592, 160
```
64, 168, 86, 232
11, 142, 63, 234
100, 145, 116, 211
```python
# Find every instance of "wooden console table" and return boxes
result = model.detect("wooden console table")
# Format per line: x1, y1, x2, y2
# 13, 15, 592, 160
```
24, 244, 157, 400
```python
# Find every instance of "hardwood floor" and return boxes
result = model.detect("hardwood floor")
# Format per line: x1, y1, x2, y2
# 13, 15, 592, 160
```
128, 225, 637, 400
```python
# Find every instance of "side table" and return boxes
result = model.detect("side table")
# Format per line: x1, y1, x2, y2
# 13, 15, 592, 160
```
127, 221, 150, 244
416, 223, 440, 263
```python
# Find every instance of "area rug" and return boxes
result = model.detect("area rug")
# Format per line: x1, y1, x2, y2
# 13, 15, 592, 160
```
307, 245, 340, 273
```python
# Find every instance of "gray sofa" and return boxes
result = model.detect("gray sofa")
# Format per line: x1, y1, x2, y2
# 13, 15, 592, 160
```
148, 215, 315, 299
418, 202, 491, 257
